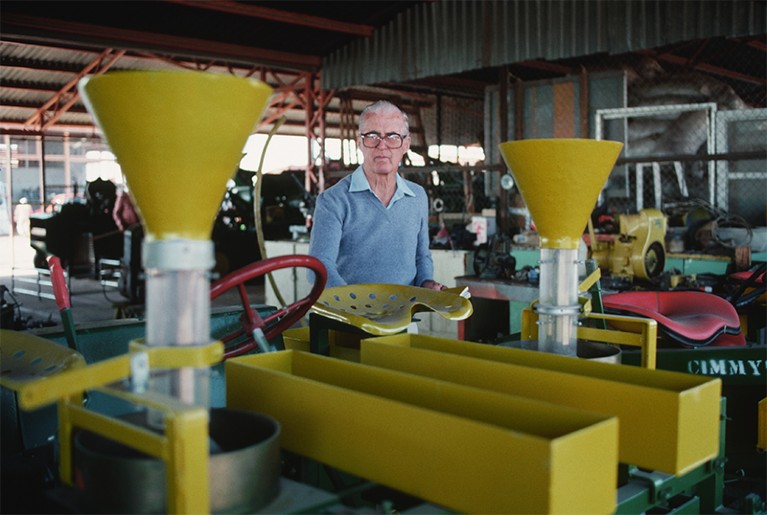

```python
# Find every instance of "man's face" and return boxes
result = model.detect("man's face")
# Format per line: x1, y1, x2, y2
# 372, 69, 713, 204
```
358, 110, 411, 176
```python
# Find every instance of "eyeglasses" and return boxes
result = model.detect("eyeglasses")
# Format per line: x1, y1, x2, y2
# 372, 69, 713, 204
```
360, 131, 409, 149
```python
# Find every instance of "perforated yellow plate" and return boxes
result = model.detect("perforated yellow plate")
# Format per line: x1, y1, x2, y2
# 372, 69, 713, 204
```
310, 284, 473, 336
0, 329, 85, 390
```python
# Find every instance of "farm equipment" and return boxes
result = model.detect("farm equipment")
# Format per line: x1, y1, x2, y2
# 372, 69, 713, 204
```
2, 75, 764, 514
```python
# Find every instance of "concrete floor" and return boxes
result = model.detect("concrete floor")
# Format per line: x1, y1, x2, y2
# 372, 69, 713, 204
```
0, 234, 265, 330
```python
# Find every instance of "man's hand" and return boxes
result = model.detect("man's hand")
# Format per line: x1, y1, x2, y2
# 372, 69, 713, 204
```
421, 279, 447, 291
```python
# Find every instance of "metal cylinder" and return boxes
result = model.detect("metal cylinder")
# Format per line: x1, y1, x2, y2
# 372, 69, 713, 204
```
536, 247, 580, 356
143, 240, 215, 407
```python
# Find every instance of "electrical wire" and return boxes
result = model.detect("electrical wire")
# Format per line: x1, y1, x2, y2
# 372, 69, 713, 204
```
252, 116, 290, 311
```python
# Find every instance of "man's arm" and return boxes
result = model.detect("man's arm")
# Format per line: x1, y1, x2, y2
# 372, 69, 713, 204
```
308, 192, 346, 288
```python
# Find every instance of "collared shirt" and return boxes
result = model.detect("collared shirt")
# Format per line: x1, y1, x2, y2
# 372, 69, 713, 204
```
348, 166, 415, 209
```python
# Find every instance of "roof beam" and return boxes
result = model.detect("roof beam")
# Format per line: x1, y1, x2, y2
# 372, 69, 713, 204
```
25, 48, 125, 130
639, 49, 766, 86
165, 0, 375, 37
515, 59, 575, 75
2, 13, 322, 71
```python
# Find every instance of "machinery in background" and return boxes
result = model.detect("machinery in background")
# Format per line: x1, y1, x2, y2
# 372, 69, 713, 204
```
588, 208, 667, 287
28, 178, 123, 277
98, 168, 313, 305
472, 233, 517, 279
4, 72, 765, 514
213, 168, 312, 276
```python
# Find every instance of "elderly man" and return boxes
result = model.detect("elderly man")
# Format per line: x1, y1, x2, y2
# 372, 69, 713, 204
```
309, 100, 444, 290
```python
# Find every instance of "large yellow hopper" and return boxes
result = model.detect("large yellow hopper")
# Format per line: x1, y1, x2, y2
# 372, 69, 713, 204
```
79, 71, 272, 242
79, 70, 272, 405
498, 139, 622, 250
498, 139, 623, 355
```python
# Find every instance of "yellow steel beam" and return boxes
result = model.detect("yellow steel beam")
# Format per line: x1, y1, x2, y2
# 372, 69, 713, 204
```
1, 333, 219, 514
9, 341, 222, 410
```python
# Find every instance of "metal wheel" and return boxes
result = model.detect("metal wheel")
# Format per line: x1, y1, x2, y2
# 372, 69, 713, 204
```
644, 241, 665, 280
210, 255, 326, 359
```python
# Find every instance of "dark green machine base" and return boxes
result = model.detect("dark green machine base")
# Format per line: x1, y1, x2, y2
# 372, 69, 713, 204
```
622, 345, 767, 514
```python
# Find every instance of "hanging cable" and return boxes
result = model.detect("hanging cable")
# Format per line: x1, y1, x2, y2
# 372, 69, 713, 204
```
253, 116, 290, 310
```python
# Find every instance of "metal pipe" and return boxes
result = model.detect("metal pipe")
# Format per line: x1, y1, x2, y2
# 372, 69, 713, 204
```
536, 248, 580, 356
143, 240, 214, 407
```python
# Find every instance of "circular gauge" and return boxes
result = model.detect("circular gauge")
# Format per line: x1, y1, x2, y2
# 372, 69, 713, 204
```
500, 174, 515, 191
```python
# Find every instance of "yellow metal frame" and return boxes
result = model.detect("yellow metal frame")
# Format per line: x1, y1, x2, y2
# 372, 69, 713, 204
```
521, 307, 658, 369
10, 340, 222, 410
227, 350, 618, 514
58, 388, 210, 514
519, 266, 658, 369
2, 337, 222, 515
360, 334, 721, 476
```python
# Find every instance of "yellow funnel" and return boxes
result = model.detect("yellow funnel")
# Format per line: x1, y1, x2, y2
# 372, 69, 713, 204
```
498, 139, 623, 249
79, 71, 273, 242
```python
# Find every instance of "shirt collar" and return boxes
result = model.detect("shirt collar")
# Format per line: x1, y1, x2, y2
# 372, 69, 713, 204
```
349, 166, 415, 199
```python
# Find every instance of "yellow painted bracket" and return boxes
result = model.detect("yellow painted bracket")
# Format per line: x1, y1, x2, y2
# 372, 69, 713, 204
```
310, 284, 472, 335
9, 340, 223, 411
360, 334, 721, 476
58, 389, 209, 514
1, 333, 222, 514
227, 350, 618, 514
579, 266, 603, 294
521, 307, 658, 369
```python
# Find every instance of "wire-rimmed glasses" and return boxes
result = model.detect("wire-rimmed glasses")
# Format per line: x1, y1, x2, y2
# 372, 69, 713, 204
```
360, 131, 409, 149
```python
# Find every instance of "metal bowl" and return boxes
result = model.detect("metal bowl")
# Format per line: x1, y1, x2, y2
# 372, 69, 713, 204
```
74, 407, 280, 514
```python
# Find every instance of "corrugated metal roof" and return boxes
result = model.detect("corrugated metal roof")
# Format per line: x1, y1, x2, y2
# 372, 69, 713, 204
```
323, 0, 767, 89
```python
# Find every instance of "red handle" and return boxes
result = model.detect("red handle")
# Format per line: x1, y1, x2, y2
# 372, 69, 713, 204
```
47, 256, 71, 310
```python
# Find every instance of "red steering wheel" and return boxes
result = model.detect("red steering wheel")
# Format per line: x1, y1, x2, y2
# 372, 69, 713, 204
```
210, 254, 326, 359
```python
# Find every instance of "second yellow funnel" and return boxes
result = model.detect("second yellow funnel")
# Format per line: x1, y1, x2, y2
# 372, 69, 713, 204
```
79, 71, 273, 242
499, 139, 623, 249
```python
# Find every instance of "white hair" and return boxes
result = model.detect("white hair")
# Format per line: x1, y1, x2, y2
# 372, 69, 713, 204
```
358, 100, 409, 133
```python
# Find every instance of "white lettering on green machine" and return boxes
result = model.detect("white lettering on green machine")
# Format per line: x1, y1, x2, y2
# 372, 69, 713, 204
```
687, 359, 765, 376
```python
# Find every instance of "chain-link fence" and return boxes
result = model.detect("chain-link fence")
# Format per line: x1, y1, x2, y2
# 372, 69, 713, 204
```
594, 55, 766, 246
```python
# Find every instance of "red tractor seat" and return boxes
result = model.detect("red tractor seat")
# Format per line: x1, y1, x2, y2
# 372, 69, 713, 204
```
602, 290, 746, 348
729, 269, 765, 283
725, 263, 766, 310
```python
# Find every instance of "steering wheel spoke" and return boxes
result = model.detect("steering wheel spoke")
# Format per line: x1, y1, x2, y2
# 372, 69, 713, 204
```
210, 255, 326, 360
